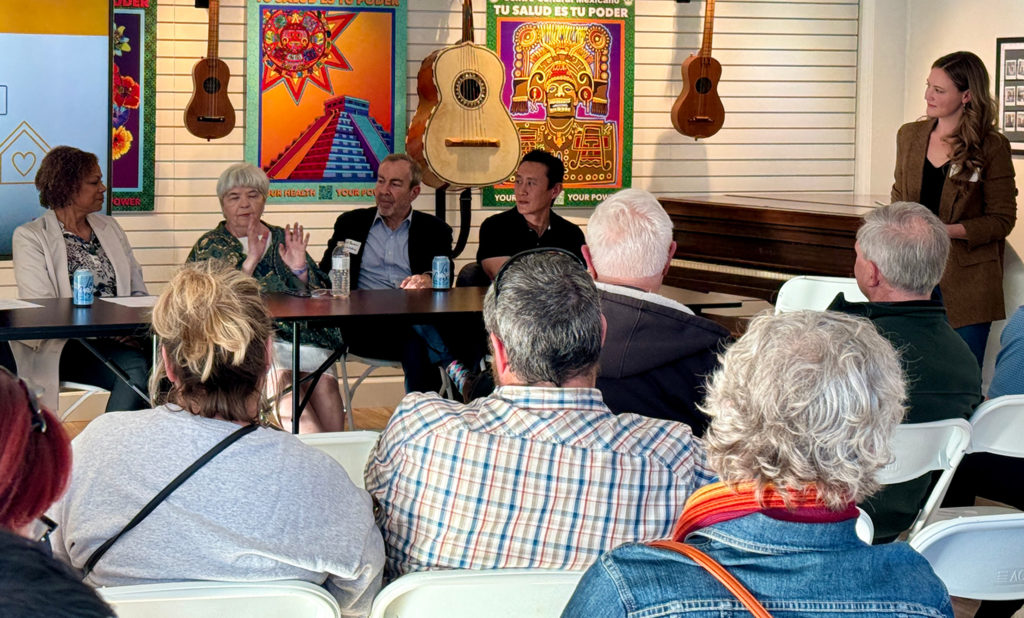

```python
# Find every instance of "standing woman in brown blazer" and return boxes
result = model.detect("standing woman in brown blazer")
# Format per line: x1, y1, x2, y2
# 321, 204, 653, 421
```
892, 51, 1018, 366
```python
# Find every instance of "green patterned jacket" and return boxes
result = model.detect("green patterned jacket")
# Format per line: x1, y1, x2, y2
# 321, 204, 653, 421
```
186, 221, 343, 351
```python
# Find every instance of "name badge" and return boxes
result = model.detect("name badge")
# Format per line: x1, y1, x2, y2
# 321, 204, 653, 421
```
343, 239, 362, 255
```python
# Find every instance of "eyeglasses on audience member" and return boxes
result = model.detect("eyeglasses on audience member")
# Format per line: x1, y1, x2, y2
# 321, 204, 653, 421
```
492, 247, 587, 299
0, 367, 47, 433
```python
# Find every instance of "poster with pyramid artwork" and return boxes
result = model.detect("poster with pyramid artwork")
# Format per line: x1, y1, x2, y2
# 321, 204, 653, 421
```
245, 1, 407, 203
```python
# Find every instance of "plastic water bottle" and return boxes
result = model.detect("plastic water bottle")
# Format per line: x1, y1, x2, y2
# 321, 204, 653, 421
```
330, 246, 350, 298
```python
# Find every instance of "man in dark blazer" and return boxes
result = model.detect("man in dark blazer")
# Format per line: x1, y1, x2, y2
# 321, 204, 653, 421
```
319, 154, 452, 288
319, 153, 453, 392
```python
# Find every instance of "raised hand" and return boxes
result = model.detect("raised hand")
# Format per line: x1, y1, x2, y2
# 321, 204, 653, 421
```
241, 219, 270, 275
280, 222, 311, 275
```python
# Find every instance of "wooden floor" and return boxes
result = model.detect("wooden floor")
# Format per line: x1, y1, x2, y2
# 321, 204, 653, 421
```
351, 406, 394, 431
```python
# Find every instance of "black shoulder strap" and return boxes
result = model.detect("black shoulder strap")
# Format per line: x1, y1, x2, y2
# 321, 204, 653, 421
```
81, 423, 258, 578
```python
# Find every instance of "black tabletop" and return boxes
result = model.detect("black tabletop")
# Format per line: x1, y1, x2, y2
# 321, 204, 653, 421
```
0, 288, 488, 341
0, 298, 153, 341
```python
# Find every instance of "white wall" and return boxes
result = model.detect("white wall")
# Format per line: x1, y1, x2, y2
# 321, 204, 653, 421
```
0, 0, 860, 298
854, 0, 906, 197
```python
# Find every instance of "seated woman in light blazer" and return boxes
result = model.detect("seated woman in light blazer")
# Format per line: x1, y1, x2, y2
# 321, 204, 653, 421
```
12, 146, 150, 413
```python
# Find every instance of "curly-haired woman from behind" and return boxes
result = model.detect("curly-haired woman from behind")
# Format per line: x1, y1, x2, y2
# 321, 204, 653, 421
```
47, 261, 383, 615
563, 311, 954, 617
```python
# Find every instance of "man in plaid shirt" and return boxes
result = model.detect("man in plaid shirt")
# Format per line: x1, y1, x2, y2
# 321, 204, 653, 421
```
365, 250, 714, 580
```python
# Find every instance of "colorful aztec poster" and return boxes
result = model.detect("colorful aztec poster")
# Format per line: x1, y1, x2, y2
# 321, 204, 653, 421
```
0, 1, 110, 257
111, 0, 157, 212
484, 0, 634, 208
245, 1, 407, 203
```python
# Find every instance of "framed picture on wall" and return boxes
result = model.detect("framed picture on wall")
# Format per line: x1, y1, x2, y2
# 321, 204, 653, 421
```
996, 37, 1024, 154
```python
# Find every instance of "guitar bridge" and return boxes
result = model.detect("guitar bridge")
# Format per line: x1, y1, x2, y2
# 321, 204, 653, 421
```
198, 116, 227, 123
688, 116, 715, 123
444, 138, 500, 148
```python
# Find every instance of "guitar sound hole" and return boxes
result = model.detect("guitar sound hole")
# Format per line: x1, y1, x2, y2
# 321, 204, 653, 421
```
203, 77, 222, 95
695, 77, 712, 95
454, 71, 486, 109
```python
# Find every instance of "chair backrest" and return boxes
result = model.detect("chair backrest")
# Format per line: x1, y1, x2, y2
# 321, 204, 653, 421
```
877, 418, 972, 537
968, 394, 1024, 457
854, 507, 875, 544
774, 276, 866, 313
369, 569, 585, 618
297, 430, 380, 490
98, 580, 341, 618
910, 513, 1024, 600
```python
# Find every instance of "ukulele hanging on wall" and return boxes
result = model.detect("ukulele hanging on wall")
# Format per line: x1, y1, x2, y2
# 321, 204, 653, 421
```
671, 0, 725, 140
184, 0, 235, 141
406, 0, 521, 188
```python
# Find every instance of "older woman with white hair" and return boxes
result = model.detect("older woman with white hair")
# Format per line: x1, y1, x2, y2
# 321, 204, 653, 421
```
187, 162, 344, 433
563, 310, 954, 617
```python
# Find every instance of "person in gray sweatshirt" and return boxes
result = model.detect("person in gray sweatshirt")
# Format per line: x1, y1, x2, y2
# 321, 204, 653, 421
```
47, 261, 383, 616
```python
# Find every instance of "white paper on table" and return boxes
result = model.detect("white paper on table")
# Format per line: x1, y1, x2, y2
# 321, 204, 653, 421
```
0, 299, 43, 310
99, 296, 159, 308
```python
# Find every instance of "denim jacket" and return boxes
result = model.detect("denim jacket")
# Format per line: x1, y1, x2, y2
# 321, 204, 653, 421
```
562, 512, 954, 617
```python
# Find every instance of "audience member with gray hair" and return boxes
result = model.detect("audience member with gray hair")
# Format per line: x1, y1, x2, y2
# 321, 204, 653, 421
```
366, 250, 713, 580
854, 200, 951, 296
583, 188, 729, 434
564, 311, 954, 618
829, 201, 981, 542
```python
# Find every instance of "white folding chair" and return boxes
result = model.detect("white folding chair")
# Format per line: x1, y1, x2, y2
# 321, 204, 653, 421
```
910, 513, 1024, 601
97, 580, 341, 618
774, 275, 866, 313
933, 394, 1024, 520
855, 507, 875, 544
340, 354, 401, 429
876, 418, 972, 538
369, 569, 585, 618
297, 430, 380, 490
342, 354, 456, 409
58, 380, 109, 422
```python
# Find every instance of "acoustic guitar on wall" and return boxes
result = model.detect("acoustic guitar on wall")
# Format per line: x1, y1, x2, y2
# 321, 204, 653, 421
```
406, 0, 521, 188
184, 0, 235, 141
671, 0, 725, 140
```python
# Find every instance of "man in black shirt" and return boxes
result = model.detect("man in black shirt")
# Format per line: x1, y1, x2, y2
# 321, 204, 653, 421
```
476, 150, 585, 279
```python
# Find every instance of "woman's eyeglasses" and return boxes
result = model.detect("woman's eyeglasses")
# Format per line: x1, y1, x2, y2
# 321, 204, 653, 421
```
492, 247, 587, 299
25, 515, 58, 544
0, 366, 47, 433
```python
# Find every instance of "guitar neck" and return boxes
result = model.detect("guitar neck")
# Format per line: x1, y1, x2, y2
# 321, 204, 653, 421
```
461, 0, 474, 44
206, 0, 220, 59
699, 0, 715, 58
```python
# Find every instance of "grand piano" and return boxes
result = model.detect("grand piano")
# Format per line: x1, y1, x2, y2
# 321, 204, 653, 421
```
659, 193, 885, 302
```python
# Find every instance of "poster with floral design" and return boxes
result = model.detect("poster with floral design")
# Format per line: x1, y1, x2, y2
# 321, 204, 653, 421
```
111, 0, 156, 212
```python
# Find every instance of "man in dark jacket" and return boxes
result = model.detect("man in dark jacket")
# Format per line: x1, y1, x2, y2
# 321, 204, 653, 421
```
583, 189, 729, 435
318, 153, 454, 392
828, 201, 982, 542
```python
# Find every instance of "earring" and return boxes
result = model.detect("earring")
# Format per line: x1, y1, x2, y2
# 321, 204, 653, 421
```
257, 393, 282, 429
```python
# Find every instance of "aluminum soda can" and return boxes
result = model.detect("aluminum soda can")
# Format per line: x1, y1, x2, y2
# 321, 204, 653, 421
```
431, 256, 450, 289
73, 269, 94, 306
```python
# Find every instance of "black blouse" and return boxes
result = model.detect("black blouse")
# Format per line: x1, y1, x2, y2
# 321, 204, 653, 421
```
918, 158, 949, 217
